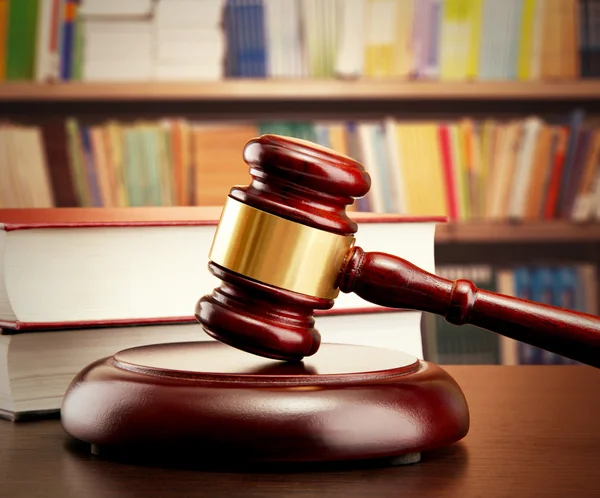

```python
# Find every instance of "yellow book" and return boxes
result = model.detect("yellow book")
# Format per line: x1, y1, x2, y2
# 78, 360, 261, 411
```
517, 0, 537, 80
466, 0, 483, 79
105, 121, 128, 207
364, 0, 399, 77
327, 123, 348, 157
440, 0, 472, 80
423, 122, 448, 217
0, 0, 7, 81
395, 123, 442, 216
479, 120, 496, 216
90, 126, 112, 207
393, 0, 414, 77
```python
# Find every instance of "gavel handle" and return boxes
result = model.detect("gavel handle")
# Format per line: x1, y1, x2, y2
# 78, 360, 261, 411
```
339, 247, 600, 368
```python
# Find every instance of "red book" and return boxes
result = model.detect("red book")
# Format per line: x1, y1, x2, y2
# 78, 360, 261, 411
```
438, 124, 459, 221
543, 127, 569, 220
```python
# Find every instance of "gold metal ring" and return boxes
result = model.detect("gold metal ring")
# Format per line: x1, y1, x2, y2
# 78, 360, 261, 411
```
209, 198, 355, 299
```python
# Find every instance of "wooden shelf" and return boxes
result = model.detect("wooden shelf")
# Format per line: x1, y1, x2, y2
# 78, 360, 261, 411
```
1, 80, 600, 102
435, 221, 600, 244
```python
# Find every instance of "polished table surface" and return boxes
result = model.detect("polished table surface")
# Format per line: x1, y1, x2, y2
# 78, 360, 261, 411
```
1, 365, 599, 498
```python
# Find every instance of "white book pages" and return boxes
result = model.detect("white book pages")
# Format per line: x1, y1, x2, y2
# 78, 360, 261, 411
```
83, 62, 154, 81
264, 0, 282, 77
154, 64, 223, 81
154, 0, 224, 29
83, 19, 154, 34
79, 0, 154, 17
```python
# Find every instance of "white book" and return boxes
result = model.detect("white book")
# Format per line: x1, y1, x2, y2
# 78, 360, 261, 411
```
154, 0, 224, 29
264, 0, 283, 77
156, 39, 225, 63
34, 0, 55, 81
83, 61, 153, 81
573, 168, 600, 222
0, 210, 437, 327
507, 117, 543, 220
0, 307, 424, 419
83, 19, 154, 34
155, 28, 224, 44
334, 0, 365, 78
154, 63, 223, 81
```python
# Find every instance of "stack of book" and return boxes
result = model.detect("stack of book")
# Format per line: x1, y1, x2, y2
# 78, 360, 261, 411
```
0, 206, 440, 420
153, 0, 225, 81
78, 0, 155, 82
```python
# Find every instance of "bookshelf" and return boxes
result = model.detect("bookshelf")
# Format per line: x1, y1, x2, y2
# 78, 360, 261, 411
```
1, 80, 600, 102
435, 220, 600, 244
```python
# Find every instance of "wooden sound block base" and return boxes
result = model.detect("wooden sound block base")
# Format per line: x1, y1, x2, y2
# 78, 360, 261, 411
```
61, 342, 469, 467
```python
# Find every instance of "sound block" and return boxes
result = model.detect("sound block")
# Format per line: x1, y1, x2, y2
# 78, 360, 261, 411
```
61, 342, 469, 466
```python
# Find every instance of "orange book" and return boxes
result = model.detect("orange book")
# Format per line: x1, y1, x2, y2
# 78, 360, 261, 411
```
169, 120, 192, 206
560, 0, 580, 78
524, 124, 553, 220
575, 130, 600, 199
90, 126, 113, 207
191, 123, 259, 206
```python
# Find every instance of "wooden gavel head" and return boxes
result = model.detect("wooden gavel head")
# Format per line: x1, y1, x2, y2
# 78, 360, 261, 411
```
195, 134, 371, 361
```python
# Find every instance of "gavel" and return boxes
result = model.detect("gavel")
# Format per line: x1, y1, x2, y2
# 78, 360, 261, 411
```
195, 134, 600, 368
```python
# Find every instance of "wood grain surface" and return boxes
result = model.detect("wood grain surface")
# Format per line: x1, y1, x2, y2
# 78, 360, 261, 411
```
1, 366, 599, 498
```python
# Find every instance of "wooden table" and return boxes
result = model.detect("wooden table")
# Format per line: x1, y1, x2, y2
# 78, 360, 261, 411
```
1, 366, 599, 498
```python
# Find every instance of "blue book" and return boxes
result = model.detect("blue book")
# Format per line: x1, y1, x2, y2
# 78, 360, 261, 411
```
224, 0, 240, 76
232, 0, 267, 77
78, 126, 102, 207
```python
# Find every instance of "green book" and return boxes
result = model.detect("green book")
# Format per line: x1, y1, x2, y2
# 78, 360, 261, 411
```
5, 0, 39, 80
71, 11, 84, 81
65, 118, 91, 207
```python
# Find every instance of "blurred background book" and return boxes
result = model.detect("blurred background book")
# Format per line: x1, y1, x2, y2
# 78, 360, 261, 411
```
1, 0, 596, 83
1, 0, 600, 393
